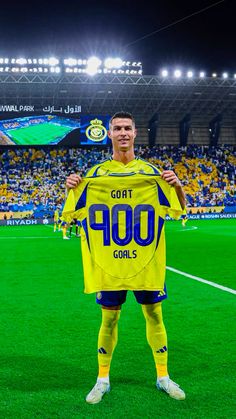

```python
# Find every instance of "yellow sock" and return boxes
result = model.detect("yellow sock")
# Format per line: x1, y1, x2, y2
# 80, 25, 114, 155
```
98, 308, 121, 379
142, 302, 168, 378
62, 226, 67, 238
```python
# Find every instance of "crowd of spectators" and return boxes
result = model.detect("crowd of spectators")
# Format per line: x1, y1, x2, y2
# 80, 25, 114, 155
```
0, 145, 235, 217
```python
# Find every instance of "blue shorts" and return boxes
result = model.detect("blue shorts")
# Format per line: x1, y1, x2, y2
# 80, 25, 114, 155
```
96, 286, 167, 307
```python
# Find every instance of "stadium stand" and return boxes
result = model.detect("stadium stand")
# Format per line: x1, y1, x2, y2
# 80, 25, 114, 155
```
0, 145, 235, 219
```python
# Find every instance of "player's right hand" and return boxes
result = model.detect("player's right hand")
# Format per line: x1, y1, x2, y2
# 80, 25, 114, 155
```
66, 174, 83, 189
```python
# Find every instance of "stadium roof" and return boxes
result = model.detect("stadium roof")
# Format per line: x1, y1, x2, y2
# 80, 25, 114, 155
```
0, 73, 236, 125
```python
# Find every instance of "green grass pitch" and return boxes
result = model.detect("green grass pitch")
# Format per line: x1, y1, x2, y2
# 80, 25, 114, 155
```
0, 219, 235, 418
6, 123, 73, 145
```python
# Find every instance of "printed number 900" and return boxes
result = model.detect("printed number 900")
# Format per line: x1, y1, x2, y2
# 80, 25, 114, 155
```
89, 204, 155, 246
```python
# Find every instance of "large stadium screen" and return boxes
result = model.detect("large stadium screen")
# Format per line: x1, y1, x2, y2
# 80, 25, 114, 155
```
0, 115, 80, 146
0, 114, 111, 147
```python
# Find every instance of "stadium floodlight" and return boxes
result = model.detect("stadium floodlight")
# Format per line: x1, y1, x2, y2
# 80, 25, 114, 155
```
4, 58, 9, 64
113, 57, 123, 68
33, 59, 37, 64
222, 72, 228, 79
64, 58, 77, 66
77, 59, 83, 65
48, 57, 59, 66
199, 71, 205, 78
161, 69, 168, 77
0, 58, 4, 64
86, 56, 101, 76
187, 71, 193, 78
104, 57, 123, 69
174, 69, 182, 78
16, 58, 27, 65
234, 74, 236, 79
212, 73, 217, 78
21, 67, 28, 72
87, 56, 101, 68
86, 66, 99, 76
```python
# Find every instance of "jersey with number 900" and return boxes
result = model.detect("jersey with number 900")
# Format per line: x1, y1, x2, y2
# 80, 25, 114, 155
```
63, 174, 183, 293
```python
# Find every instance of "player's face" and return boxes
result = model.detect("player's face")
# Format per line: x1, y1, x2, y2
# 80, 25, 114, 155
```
108, 118, 137, 152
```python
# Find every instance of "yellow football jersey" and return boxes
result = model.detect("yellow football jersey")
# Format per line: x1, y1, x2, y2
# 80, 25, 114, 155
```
63, 158, 184, 293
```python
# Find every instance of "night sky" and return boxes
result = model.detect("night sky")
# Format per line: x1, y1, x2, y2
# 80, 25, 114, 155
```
0, 0, 234, 75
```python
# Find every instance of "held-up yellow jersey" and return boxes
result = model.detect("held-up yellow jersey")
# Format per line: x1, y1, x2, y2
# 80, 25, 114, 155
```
63, 158, 184, 293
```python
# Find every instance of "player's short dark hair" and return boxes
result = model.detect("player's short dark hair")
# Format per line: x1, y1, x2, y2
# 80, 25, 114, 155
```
109, 111, 135, 128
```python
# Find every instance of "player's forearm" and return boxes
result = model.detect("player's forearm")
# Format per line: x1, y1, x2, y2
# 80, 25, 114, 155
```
174, 184, 186, 210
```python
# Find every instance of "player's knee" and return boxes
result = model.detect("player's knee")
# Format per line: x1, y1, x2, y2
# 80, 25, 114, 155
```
142, 302, 163, 323
102, 307, 121, 328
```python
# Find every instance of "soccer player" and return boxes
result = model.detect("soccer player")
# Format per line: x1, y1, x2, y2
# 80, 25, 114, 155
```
66, 112, 186, 403
69, 218, 81, 238
53, 208, 60, 232
181, 214, 188, 228
61, 219, 70, 240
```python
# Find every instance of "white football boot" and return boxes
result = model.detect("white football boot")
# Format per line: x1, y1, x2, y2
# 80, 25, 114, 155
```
157, 376, 186, 400
86, 381, 110, 404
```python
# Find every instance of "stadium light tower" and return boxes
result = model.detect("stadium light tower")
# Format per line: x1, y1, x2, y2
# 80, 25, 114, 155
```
174, 69, 182, 78
199, 71, 205, 78
161, 69, 168, 77
187, 70, 193, 78
86, 56, 101, 76
64, 58, 77, 66
104, 58, 123, 69
48, 57, 59, 66
222, 72, 228, 79
16, 58, 27, 65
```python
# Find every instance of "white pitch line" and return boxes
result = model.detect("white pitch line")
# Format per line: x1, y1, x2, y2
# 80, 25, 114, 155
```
166, 266, 236, 295
179, 226, 198, 231
0, 236, 60, 239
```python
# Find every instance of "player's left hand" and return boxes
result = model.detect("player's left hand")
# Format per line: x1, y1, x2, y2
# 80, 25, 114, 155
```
161, 170, 181, 187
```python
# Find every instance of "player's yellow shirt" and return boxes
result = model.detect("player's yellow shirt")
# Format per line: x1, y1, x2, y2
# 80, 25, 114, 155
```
63, 158, 184, 293
85, 157, 161, 177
